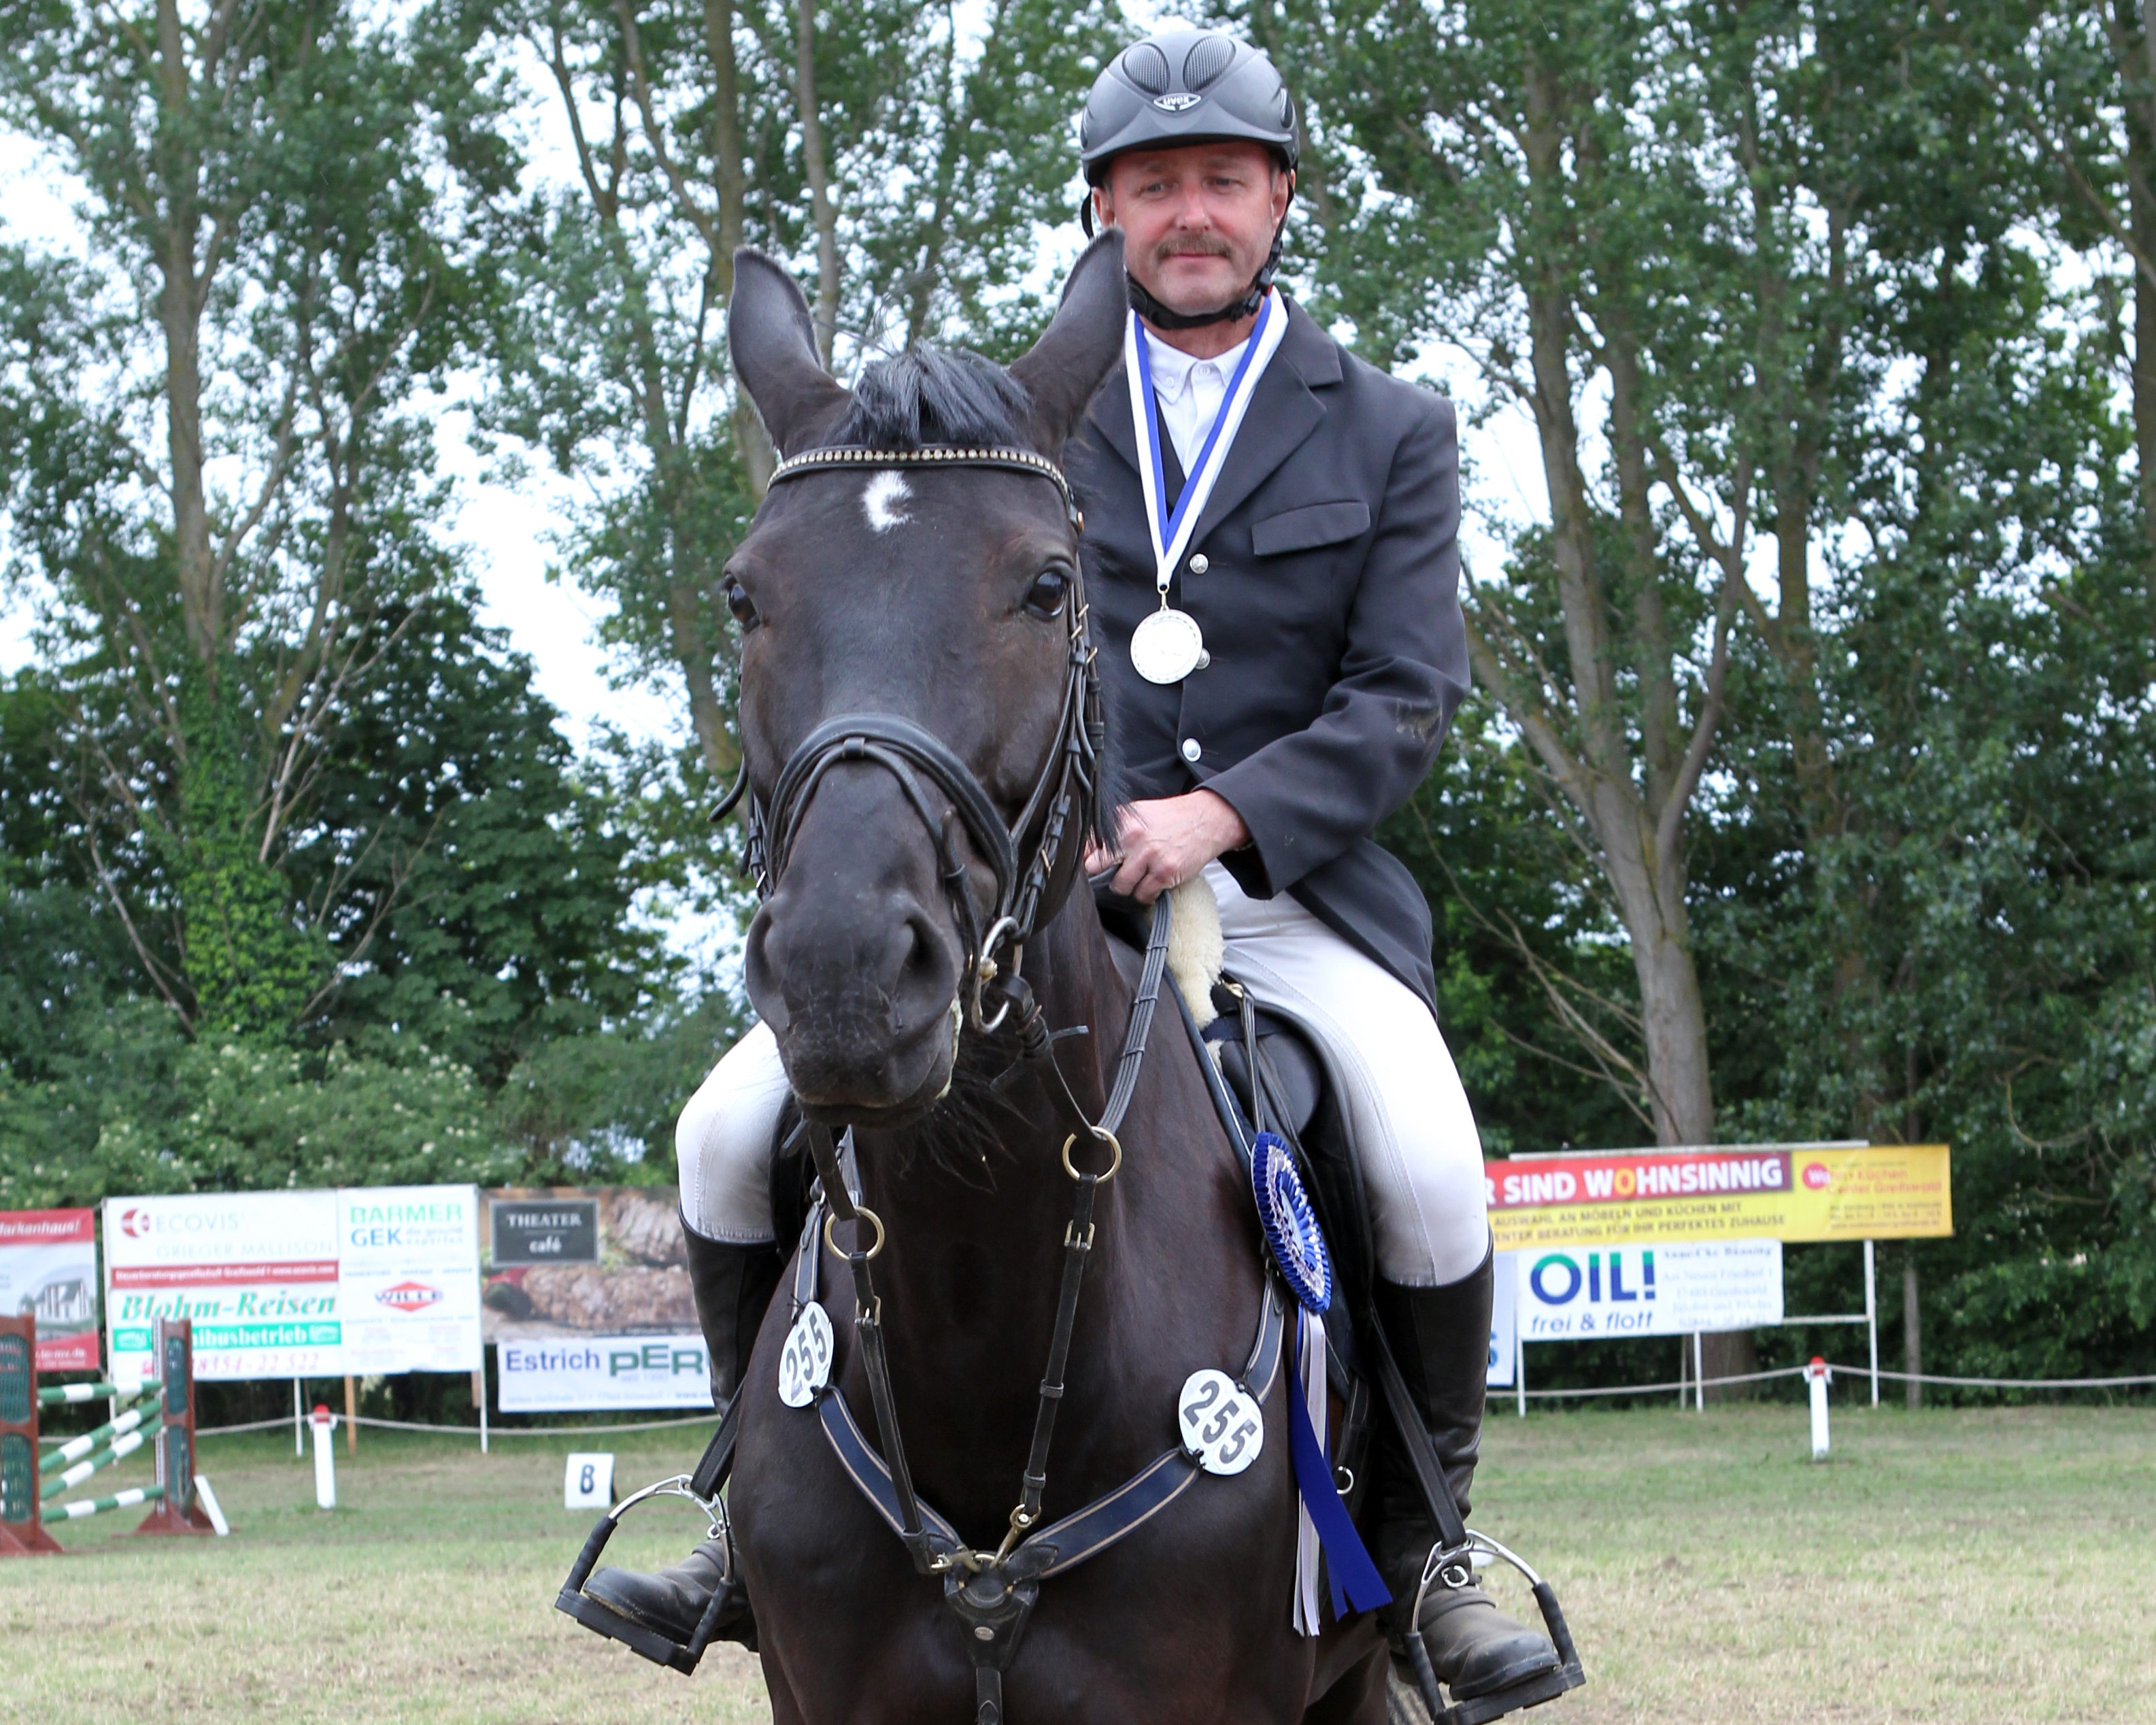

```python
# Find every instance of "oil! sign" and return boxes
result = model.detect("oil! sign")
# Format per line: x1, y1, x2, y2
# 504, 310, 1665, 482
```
1487, 1143, 1951, 1252
1514, 1240, 1783, 1340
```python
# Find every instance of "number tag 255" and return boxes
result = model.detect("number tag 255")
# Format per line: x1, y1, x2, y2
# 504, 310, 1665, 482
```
777, 1301, 835, 1408
1176, 1369, 1263, 1475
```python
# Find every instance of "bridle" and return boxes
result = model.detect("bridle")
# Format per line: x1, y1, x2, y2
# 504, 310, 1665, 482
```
710, 439, 1258, 1725
714, 441, 1103, 1037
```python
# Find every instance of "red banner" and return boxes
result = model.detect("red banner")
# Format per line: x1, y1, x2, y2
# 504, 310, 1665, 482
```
0, 1207, 101, 1372
0, 1208, 95, 1246
1488, 1151, 1794, 1211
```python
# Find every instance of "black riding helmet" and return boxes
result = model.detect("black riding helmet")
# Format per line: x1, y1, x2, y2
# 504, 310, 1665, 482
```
1079, 29, 1298, 330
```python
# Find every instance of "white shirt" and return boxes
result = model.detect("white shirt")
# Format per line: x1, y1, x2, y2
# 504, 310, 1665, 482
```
1145, 329, 1253, 474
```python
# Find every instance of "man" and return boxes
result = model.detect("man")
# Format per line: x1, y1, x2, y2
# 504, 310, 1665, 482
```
587, 26, 1559, 1709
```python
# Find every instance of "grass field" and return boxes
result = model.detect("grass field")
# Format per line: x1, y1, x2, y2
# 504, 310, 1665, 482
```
1, 1403, 2150, 1724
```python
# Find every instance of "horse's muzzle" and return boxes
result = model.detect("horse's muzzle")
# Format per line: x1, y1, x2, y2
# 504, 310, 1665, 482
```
744, 865, 964, 1122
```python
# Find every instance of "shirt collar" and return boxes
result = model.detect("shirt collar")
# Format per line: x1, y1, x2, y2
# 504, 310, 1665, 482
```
1142, 328, 1253, 404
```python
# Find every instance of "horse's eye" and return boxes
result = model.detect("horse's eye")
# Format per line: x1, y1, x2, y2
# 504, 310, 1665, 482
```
724, 577, 760, 632
1022, 568, 1069, 619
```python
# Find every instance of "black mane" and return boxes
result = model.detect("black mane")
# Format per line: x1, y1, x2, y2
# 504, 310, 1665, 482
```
826, 346, 1035, 451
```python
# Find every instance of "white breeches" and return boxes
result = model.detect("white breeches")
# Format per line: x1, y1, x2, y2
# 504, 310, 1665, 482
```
677, 863, 1491, 1287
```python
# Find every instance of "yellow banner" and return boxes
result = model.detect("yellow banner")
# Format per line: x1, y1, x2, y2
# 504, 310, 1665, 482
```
1485, 1144, 1952, 1253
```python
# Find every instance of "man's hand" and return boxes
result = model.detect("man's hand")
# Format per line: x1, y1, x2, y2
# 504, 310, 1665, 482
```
1084, 789, 1250, 904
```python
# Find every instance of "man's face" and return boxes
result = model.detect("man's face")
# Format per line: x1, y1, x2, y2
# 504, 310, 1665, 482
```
1094, 141, 1290, 317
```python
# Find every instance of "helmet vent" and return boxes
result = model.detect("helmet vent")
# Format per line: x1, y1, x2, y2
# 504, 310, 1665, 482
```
1182, 33, 1236, 91
1122, 40, 1170, 95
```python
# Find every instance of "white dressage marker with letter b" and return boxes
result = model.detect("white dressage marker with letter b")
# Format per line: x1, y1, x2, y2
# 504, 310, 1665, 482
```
565, 1452, 616, 1509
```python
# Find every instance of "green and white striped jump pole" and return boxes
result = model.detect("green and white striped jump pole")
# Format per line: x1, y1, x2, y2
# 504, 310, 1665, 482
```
45, 1396, 160, 1469
41, 1424, 153, 1501
50, 1484, 164, 1523
37, 1381, 127, 1407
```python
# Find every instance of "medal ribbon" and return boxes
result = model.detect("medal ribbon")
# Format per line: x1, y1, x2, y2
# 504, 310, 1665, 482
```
1124, 290, 1290, 605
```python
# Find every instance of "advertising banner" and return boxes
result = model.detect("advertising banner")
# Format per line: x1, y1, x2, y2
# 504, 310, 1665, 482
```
1486, 1244, 1518, 1388
0, 1209, 101, 1372
104, 1184, 484, 1381
496, 1333, 714, 1413
1509, 1240, 1783, 1341
337, 1186, 481, 1374
480, 1187, 701, 1411
103, 1192, 342, 1384
1486, 1143, 1951, 1253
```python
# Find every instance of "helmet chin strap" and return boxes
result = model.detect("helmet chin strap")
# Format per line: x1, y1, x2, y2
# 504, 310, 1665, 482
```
1119, 208, 1290, 333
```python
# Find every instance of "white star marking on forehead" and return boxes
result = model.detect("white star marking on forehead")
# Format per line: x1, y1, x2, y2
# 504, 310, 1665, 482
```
862, 471, 912, 533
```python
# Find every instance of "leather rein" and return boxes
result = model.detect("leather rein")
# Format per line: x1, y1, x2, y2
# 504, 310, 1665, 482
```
718, 442, 1279, 1725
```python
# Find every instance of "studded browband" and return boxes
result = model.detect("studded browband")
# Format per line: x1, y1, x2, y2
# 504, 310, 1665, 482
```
767, 443, 1083, 532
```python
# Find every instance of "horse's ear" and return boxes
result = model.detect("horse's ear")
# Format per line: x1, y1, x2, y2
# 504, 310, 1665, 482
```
729, 248, 849, 455
1009, 231, 1128, 458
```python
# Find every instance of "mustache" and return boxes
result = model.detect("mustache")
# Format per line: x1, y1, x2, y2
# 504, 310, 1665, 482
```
1153, 233, 1234, 263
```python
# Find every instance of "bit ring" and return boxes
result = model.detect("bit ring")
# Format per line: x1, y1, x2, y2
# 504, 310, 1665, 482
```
824, 1205, 886, 1262
1061, 1130, 1122, 1183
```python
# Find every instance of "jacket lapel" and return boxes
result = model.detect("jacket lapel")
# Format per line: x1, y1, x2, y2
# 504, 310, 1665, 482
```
1079, 297, 1339, 535
1085, 363, 1141, 475
1188, 299, 1336, 547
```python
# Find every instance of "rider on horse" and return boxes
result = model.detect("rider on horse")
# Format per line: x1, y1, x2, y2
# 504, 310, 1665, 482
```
586, 26, 1562, 1709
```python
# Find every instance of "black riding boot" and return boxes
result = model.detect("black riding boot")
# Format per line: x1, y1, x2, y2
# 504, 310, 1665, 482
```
1373, 1250, 1560, 1705
582, 1224, 783, 1654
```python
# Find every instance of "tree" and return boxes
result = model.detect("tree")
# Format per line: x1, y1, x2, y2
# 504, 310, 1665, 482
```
479, 0, 1124, 792
1286, 0, 1739, 1160
0, 0, 517, 1033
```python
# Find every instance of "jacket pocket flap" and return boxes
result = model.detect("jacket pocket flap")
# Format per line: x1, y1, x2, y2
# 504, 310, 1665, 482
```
1250, 499, 1372, 556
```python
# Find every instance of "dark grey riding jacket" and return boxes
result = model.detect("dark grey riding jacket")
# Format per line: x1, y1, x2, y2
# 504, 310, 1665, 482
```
1066, 296, 1469, 1016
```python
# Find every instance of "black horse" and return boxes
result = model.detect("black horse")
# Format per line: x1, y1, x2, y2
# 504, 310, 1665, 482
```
718, 232, 1390, 1724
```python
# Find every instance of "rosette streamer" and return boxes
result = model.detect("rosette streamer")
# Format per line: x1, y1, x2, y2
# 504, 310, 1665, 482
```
1251, 1132, 1390, 1630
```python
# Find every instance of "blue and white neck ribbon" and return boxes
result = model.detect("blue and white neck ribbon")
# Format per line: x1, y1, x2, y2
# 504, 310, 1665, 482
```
1124, 290, 1289, 614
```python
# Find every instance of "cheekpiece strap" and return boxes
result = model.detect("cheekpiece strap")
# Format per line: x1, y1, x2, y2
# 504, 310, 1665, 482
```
767, 444, 1083, 531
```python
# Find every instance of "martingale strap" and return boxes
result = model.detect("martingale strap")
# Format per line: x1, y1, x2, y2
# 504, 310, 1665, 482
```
778, 892, 1302, 1725
809, 1220, 1286, 1583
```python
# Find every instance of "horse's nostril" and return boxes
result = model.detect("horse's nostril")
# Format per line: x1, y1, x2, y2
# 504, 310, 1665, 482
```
889, 909, 956, 1033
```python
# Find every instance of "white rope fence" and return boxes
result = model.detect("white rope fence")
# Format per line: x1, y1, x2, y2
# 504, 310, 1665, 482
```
1521, 1364, 1806, 1399
165, 1362, 2148, 1439
1518, 1361, 2156, 1400
1857, 1365, 2156, 1391
193, 1411, 715, 1439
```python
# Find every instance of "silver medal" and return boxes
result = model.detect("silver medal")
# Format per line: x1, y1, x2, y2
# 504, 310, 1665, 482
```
1130, 606, 1205, 685
777, 1300, 835, 1407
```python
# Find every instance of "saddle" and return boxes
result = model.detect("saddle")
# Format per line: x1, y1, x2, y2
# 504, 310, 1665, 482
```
1092, 884, 1381, 1520
561, 884, 1583, 1725
1100, 884, 1586, 1725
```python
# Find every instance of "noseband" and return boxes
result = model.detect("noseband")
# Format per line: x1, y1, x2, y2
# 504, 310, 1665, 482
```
716, 443, 1104, 1034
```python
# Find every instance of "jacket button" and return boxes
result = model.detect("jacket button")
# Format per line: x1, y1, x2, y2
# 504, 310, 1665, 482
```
1180, 738, 1202, 763
1188, 554, 1209, 574
1195, 649, 1211, 669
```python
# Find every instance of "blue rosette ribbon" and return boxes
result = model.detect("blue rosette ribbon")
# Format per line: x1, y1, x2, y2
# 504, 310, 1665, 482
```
1251, 1132, 1389, 1622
